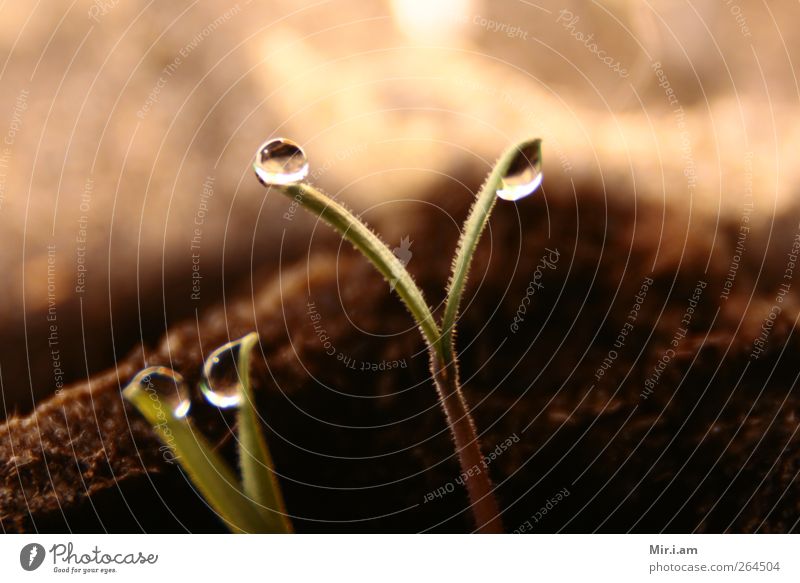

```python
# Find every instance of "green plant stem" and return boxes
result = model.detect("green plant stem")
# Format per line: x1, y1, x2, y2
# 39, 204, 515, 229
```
284, 183, 441, 351
441, 138, 542, 365
429, 140, 541, 532
236, 332, 293, 533
278, 182, 503, 533
430, 355, 504, 533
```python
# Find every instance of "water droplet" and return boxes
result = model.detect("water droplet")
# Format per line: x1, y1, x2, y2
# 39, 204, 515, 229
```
200, 338, 251, 408
131, 367, 191, 418
253, 138, 309, 186
496, 139, 543, 201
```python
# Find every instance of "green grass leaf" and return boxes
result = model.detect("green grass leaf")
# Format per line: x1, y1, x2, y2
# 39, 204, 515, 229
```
123, 368, 275, 533
235, 332, 293, 533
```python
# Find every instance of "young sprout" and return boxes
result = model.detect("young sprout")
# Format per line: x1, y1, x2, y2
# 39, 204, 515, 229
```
442, 139, 543, 358
202, 332, 292, 533
255, 137, 543, 533
123, 333, 291, 533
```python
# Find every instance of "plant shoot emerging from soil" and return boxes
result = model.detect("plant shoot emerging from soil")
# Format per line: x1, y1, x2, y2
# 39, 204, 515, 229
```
254, 137, 543, 533
123, 332, 291, 533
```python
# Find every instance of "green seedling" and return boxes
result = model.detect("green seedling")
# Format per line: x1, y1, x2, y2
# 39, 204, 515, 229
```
123, 332, 292, 533
255, 137, 543, 533
124, 138, 542, 534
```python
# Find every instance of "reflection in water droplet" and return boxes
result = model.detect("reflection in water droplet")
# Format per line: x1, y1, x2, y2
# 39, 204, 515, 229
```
200, 338, 250, 408
131, 367, 191, 418
253, 138, 309, 186
496, 139, 543, 201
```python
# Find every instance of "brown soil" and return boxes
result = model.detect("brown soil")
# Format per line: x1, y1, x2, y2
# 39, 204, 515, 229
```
2, 173, 800, 533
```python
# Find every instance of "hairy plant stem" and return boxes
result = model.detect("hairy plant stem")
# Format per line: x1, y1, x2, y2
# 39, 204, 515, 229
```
433, 140, 541, 532
284, 184, 441, 350
430, 354, 504, 533
280, 182, 502, 532
441, 138, 542, 363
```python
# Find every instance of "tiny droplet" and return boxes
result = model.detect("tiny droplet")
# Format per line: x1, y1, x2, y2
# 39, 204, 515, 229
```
496, 139, 543, 201
253, 138, 309, 186
131, 367, 191, 418
200, 337, 253, 408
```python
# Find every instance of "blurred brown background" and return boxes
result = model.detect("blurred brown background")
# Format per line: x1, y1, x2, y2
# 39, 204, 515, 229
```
0, 0, 797, 414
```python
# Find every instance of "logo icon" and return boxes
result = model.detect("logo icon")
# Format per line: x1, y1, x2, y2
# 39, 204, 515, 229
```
20, 543, 46, 571
390, 236, 413, 291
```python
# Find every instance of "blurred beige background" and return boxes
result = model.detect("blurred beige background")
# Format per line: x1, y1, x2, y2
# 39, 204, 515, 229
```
0, 0, 797, 410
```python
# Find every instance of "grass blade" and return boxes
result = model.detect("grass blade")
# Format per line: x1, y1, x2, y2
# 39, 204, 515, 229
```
235, 332, 293, 533
123, 370, 268, 533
